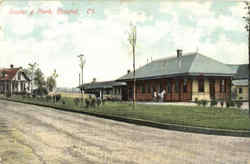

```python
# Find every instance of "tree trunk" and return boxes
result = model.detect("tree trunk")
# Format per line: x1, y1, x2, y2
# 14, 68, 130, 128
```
248, 27, 250, 117
133, 44, 136, 109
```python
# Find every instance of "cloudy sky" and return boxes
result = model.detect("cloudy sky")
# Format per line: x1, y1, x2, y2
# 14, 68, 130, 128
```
0, 0, 248, 87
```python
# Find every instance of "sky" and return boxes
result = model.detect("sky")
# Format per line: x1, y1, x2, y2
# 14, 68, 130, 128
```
0, 0, 248, 88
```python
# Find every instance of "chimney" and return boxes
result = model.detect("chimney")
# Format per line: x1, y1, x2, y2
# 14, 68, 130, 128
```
10, 64, 14, 68
92, 78, 96, 83
177, 49, 183, 58
127, 70, 131, 74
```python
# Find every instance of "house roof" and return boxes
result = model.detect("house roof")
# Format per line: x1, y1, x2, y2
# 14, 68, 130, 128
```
118, 52, 234, 81
0, 67, 30, 81
227, 64, 248, 80
79, 81, 126, 90
0, 68, 21, 80
232, 79, 248, 86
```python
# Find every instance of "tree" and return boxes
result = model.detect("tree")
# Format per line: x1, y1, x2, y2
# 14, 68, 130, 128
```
46, 76, 56, 92
34, 68, 46, 95
128, 22, 137, 109
27, 62, 38, 94
243, 1, 250, 117
46, 69, 58, 92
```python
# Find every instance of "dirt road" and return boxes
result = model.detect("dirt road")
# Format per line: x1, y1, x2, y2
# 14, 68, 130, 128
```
0, 99, 250, 164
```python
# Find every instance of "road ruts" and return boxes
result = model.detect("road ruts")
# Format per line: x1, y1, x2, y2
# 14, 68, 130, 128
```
0, 99, 250, 164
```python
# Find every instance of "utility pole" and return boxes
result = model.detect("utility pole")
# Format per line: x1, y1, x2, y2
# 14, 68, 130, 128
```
128, 23, 137, 109
78, 54, 86, 104
243, 1, 250, 118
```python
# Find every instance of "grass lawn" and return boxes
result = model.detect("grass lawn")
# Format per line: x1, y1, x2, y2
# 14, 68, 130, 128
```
3, 95, 250, 131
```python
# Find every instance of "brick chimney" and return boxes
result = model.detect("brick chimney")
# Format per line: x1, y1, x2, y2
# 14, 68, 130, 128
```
177, 49, 183, 58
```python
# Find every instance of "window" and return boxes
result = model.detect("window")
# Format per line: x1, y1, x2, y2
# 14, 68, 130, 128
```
183, 79, 188, 93
198, 79, 204, 92
175, 80, 179, 93
166, 81, 171, 93
239, 88, 243, 94
220, 80, 226, 93
147, 83, 151, 93
141, 83, 145, 94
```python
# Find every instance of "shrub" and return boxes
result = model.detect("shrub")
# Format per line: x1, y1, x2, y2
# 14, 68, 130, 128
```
200, 100, 208, 107
236, 101, 243, 108
85, 98, 90, 108
62, 99, 66, 105
55, 94, 61, 103
90, 98, 96, 108
219, 100, 224, 107
73, 98, 80, 106
96, 98, 102, 106
210, 99, 217, 107
46, 95, 52, 102
226, 99, 234, 108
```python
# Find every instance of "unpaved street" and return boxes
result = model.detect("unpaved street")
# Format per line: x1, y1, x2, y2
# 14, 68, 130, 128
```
0, 99, 250, 164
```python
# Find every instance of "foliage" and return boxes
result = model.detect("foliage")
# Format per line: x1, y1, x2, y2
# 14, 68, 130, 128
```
219, 100, 224, 107
236, 101, 243, 108
32, 87, 48, 96
73, 98, 80, 106
210, 99, 218, 107
46, 95, 52, 102
200, 100, 208, 107
34, 68, 46, 91
226, 99, 235, 108
46, 76, 56, 92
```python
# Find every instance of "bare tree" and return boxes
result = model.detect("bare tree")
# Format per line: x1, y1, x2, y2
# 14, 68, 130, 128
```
243, 1, 250, 117
27, 62, 38, 94
128, 22, 137, 109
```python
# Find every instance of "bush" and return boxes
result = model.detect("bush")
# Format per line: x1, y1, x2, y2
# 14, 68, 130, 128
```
200, 100, 208, 107
46, 95, 52, 102
73, 98, 80, 106
96, 98, 102, 106
219, 100, 224, 107
90, 98, 96, 108
236, 101, 243, 108
55, 94, 61, 103
85, 98, 90, 108
226, 99, 234, 108
62, 99, 66, 105
210, 99, 217, 107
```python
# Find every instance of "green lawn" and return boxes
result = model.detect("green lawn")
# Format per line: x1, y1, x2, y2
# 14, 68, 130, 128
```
3, 95, 250, 131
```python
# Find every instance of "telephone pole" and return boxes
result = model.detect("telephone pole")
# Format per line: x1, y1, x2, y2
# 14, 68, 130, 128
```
128, 23, 137, 109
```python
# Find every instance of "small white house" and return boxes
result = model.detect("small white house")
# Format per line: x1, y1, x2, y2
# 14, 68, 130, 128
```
0, 65, 31, 96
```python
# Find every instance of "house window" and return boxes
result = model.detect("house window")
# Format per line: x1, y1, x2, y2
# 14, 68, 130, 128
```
166, 81, 171, 94
239, 88, 243, 94
183, 79, 188, 93
220, 80, 226, 93
141, 83, 145, 94
175, 80, 179, 93
147, 83, 151, 93
198, 79, 204, 92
